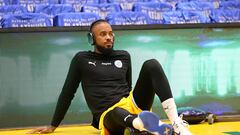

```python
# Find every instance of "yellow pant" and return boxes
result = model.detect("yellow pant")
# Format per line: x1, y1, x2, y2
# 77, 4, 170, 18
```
99, 91, 143, 135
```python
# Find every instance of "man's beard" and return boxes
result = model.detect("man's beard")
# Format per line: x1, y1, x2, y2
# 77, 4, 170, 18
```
95, 45, 114, 56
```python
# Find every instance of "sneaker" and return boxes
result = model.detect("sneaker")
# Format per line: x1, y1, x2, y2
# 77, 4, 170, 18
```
138, 111, 173, 135
124, 127, 153, 135
172, 116, 193, 135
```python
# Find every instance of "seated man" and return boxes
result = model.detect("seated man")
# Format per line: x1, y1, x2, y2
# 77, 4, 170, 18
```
27, 19, 193, 135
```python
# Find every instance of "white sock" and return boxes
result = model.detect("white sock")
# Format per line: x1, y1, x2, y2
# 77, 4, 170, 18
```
162, 98, 179, 124
132, 117, 144, 131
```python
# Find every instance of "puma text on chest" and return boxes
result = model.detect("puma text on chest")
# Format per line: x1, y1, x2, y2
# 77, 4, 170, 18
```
101, 62, 112, 66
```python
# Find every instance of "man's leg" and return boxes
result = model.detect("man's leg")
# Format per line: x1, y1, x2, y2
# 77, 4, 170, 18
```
133, 59, 173, 110
103, 107, 150, 135
133, 59, 192, 135
103, 59, 165, 134
103, 59, 192, 135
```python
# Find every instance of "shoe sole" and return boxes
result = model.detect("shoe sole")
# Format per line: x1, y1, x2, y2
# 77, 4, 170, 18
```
139, 111, 173, 135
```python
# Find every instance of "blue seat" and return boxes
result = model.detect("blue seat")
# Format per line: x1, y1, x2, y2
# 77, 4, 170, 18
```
210, 9, 240, 23
134, 2, 173, 11
0, 5, 27, 21
106, 11, 150, 25
35, 4, 74, 24
59, 0, 99, 12
0, 0, 11, 6
53, 12, 100, 26
108, 0, 147, 11
16, 0, 58, 5
1, 0, 20, 5
82, 3, 121, 19
182, 10, 211, 23
188, 0, 222, 1
18, 0, 57, 12
150, 0, 188, 6
176, 1, 219, 11
163, 11, 185, 24
150, 0, 188, 2
60, 0, 99, 4
133, 2, 173, 24
1, 13, 52, 28
219, 1, 240, 10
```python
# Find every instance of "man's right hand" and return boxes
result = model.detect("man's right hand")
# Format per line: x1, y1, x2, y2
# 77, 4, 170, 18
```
26, 126, 56, 134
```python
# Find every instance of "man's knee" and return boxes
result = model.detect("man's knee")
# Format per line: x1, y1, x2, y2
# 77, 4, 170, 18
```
142, 59, 163, 72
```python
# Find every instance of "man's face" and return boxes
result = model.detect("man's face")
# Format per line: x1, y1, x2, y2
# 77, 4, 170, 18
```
92, 22, 114, 53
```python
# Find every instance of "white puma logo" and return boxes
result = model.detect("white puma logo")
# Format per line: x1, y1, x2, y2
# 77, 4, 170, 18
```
88, 61, 96, 66
124, 114, 133, 122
